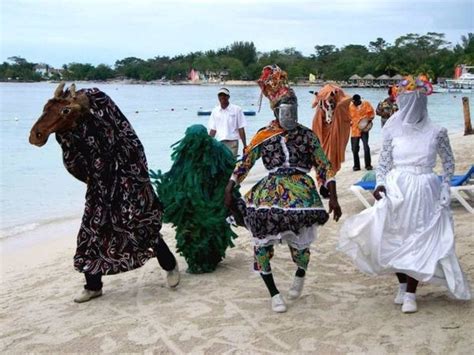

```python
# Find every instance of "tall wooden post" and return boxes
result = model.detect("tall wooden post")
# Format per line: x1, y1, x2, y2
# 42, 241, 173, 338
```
462, 97, 473, 135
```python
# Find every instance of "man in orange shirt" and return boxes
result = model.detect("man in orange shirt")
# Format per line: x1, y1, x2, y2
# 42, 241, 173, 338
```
349, 94, 374, 171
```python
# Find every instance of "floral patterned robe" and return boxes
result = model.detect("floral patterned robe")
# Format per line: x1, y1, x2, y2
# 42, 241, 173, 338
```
56, 89, 162, 275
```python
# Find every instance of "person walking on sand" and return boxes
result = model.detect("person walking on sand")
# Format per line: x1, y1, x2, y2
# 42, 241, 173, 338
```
349, 94, 375, 171
338, 75, 471, 313
376, 86, 398, 127
28, 84, 180, 304
225, 65, 342, 313
208, 88, 247, 157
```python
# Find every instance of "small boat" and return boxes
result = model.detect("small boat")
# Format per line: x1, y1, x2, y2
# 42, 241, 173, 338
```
197, 110, 212, 116
196, 109, 256, 116
434, 65, 474, 94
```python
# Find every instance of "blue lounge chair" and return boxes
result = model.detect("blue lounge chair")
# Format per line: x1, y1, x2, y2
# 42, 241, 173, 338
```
350, 165, 474, 213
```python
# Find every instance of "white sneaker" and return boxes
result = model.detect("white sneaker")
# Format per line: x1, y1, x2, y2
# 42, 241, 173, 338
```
74, 289, 103, 303
166, 264, 180, 288
402, 293, 418, 313
271, 293, 287, 313
394, 288, 405, 305
288, 276, 305, 300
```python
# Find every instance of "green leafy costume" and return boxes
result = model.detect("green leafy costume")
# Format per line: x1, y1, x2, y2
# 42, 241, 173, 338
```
151, 124, 237, 273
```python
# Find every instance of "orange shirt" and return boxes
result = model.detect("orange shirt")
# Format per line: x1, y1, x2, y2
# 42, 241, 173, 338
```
349, 101, 375, 137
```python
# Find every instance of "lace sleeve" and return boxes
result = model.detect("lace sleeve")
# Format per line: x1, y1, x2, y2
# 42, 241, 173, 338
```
436, 128, 455, 185
376, 138, 393, 187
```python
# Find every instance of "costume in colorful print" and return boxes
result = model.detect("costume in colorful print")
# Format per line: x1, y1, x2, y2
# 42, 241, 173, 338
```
232, 121, 335, 260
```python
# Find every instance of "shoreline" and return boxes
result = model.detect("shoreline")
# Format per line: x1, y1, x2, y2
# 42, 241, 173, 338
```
0, 79, 389, 89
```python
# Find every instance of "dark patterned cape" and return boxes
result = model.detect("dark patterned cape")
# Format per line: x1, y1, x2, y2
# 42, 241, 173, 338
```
56, 88, 162, 275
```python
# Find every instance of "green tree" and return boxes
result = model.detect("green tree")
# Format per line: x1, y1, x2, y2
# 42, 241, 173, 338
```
228, 41, 257, 67
90, 64, 115, 81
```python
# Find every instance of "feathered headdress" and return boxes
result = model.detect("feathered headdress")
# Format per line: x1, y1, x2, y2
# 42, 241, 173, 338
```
257, 64, 293, 110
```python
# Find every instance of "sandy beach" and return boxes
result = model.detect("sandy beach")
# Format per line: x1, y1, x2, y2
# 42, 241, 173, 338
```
1, 132, 473, 354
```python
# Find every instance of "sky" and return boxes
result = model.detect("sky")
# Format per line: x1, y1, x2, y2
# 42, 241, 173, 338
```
1, 0, 473, 67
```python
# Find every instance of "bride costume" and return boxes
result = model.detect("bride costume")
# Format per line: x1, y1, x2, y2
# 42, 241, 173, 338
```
338, 80, 471, 300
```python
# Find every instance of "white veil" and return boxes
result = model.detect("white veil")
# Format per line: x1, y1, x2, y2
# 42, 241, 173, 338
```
382, 90, 433, 140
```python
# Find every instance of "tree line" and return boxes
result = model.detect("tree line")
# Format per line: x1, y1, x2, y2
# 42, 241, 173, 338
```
1, 32, 473, 83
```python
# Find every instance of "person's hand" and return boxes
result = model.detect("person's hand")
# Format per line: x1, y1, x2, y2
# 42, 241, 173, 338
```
224, 181, 235, 209
440, 182, 450, 207
373, 185, 386, 200
328, 197, 342, 222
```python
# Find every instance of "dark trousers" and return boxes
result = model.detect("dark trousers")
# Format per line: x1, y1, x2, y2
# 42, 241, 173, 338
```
84, 238, 176, 291
351, 132, 371, 169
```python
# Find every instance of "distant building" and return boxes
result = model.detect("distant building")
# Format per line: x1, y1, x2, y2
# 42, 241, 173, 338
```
34, 64, 63, 79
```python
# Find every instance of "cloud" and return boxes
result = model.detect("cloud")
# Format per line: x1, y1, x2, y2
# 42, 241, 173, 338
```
1, 0, 472, 66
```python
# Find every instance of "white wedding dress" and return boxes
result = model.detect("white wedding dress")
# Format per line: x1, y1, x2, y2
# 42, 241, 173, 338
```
338, 92, 471, 300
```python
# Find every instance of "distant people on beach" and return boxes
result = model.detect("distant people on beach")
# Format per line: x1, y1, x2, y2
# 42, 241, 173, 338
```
225, 65, 342, 313
208, 87, 247, 157
349, 94, 375, 171
376, 86, 398, 127
29, 83, 180, 303
339, 75, 471, 313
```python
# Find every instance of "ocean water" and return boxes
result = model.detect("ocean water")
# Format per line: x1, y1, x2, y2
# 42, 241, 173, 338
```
0, 82, 471, 238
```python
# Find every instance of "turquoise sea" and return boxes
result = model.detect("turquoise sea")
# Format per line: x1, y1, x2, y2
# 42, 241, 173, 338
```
0, 82, 471, 238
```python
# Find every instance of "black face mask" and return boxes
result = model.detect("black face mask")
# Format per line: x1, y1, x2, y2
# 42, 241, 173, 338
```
278, 104, 298, 130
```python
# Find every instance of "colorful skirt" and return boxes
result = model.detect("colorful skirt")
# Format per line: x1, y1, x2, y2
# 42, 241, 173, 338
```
235, 169, 329, 248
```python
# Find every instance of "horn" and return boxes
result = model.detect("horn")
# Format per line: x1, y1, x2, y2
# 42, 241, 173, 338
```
70, 83, 77, 99
54, 82, 65, 98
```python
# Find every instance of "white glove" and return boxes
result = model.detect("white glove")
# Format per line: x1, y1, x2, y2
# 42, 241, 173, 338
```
439, 182, 451, 207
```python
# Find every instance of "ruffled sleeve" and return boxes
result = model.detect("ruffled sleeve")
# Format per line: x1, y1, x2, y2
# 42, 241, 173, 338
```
376, 137, 393, 187
436, 128, 455, 185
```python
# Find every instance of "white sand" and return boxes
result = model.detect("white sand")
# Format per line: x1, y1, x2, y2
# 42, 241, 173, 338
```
1, 133, 473, 354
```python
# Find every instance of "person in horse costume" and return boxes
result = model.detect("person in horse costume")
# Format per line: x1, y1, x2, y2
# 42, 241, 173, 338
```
29, 83, 180, 303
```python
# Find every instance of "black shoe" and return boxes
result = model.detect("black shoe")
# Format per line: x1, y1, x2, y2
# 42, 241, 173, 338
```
353, 167, 361, 171
366, 166, 373, 171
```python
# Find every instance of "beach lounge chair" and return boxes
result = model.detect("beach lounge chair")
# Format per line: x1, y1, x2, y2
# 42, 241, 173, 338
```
350, 165, 474, 213
450, 165, 474, 214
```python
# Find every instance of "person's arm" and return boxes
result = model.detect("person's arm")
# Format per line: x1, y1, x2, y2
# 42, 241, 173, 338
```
224, 144, 261, 208
436, 128, 455, 185
373, 137, 393, 200
311, 134, 341, 221
365, 101, 375, 120
376, 101, 384, 117
436, 128, 455, 207
238, 127, 246, 150
237, 107, 247, 148
208, 111, 217, 137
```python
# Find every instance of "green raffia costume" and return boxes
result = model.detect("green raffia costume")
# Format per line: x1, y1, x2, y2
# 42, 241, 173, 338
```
151, 124, 237, 273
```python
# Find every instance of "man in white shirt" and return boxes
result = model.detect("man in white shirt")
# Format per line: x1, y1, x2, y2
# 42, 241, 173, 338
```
208, 88, 247, 157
